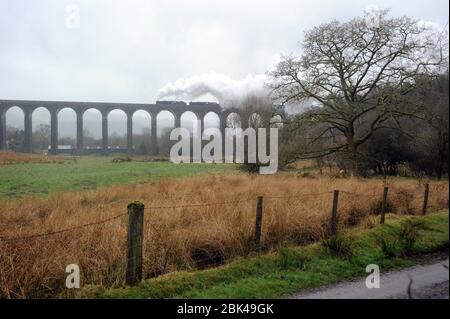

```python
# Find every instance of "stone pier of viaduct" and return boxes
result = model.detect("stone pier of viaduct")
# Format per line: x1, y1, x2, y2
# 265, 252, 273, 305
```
0, 99, 285, 155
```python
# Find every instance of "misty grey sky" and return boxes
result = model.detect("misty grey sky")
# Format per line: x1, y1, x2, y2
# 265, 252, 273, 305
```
1, 0, 448, 138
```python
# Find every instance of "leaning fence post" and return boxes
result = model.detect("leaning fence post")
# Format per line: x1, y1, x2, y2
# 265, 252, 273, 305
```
330, 190, 339, 236
380, 187, 389, 224
126, 201, 145, 286
422, 183, 429, 216
254, 196, 264, 252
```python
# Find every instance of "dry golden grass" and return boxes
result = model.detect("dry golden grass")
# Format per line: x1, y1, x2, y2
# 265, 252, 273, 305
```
0, 151, 66, 165
284, 160, 316, 170
0, 174, 448, 298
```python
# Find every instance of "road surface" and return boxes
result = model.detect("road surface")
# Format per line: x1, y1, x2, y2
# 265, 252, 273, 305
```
291, 258, 449, 299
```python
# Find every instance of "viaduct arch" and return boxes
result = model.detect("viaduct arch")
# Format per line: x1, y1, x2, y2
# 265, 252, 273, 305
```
0, 99, 286, 155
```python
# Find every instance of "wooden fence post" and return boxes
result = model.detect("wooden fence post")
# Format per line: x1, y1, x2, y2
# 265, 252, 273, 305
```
422, 183, 429, 216
380, 187, 389, 224
330, 190, 339, 236
254, 196, 264, 252
126, 201, 145, 286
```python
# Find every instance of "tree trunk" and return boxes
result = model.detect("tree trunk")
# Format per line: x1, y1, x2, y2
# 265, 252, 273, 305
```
346, 126, 360, 176
349, 142, 359, 176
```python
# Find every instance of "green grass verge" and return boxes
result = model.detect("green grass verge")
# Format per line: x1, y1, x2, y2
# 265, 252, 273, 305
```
0, 156, 234, 199
81, 211, 449, 299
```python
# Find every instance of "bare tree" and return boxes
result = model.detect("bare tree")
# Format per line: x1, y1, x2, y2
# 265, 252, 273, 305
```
270, 10, 448, 174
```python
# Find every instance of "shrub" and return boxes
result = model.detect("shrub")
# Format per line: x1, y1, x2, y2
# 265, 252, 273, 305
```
345, 207, 366, 226
321, 234, 355, 259
399, 219, 420, 256
376, 236, 400, 258
190, 244, 225, 270
370, 199, 395, 216
395, 189, 415, 215
278, 247, 310, 270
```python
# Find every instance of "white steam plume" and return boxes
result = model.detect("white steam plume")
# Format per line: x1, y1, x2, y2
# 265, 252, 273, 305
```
158, 72, 270, 106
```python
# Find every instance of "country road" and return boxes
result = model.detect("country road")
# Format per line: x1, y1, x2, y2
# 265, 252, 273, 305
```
291, 257, 449, 299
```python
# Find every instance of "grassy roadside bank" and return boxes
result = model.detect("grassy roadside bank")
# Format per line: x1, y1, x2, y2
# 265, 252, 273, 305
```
82, 211, 449, 299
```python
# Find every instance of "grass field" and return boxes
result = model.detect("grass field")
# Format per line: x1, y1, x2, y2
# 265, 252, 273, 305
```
0, 156, 234, 199
0, 152, 448, 298
0, 172, 448, 298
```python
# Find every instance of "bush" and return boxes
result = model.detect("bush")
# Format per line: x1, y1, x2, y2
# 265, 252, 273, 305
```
376, 236, 400, 258
395, 189, 415, 215
190, 244, 225, 270
377, 218, 424, 258
370, 199, 395, 216
399, 219, 420, 256
345, 207, 366, 226
278, 247, 310, 270
321, 234, 355, 259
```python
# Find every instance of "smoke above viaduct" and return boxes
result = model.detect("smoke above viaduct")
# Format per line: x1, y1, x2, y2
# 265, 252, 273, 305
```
158, 72, 270, 106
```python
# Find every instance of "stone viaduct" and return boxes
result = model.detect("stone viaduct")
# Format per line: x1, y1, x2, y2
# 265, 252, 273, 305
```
0, 99, 285, 155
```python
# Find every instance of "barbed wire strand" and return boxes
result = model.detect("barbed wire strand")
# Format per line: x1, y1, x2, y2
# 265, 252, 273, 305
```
339, 190, 382, 198
0, 212, 127, 243
144, 198, 254, 210
264, 191, 333, 199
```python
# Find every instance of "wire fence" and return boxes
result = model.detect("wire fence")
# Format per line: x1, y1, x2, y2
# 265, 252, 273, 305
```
0, 182, 448, 288
0, 185, 446, 243
143, 198, 254, 210
0, 212, 127, 243
264, 191, 333, 200
340, 190, 383, 197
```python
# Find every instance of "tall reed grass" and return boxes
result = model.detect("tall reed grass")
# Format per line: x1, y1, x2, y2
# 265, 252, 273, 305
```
0, 174, 448, 298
